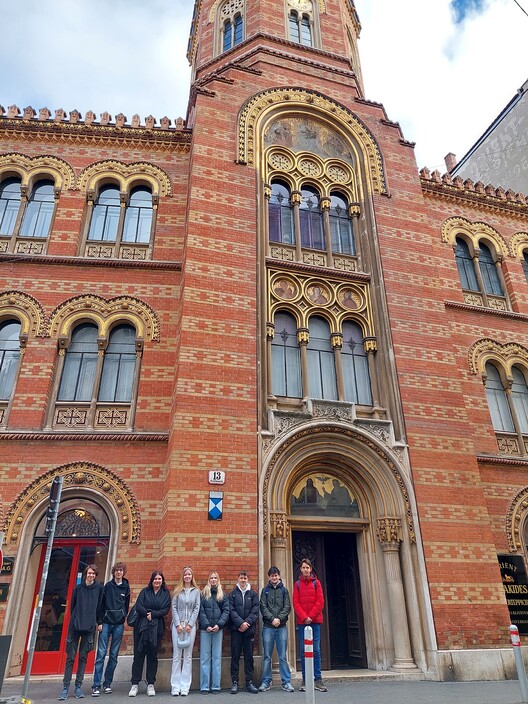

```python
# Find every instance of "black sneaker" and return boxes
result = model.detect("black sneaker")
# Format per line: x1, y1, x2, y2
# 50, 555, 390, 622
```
314, 679, 328, 692
246, 683, 259, 694
299, 681, 305, 692
230, 683, 238, 695
91, 689, 100, 697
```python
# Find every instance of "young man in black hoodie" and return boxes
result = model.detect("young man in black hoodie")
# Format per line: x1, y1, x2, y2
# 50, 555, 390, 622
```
91, 562, 130, 697
59, 564, 104, 700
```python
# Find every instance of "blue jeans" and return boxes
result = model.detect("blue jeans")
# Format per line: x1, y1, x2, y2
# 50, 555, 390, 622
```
93, 623, 124, 689
261, 626, 290, 685
297, 624, 321, 681
200, 629, 224, 691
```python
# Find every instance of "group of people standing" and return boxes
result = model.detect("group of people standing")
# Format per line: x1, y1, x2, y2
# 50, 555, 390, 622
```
57, 558, 327, 700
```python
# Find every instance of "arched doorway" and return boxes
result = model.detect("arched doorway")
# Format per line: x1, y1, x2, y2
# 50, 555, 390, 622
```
22, 498, 110, 675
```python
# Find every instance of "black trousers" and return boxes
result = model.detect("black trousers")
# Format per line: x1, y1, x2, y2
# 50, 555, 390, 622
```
230, 630, 254, 684
62, 628, 94, 688
131, 629, 159, 686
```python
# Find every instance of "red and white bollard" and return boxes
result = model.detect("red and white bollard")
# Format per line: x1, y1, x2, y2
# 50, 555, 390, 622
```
304, 626, 315, 703
510, 625, 528, 703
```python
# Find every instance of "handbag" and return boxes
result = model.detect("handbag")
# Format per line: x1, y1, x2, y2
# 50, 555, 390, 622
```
177, 632, 191, 649
126, 603, 138, 627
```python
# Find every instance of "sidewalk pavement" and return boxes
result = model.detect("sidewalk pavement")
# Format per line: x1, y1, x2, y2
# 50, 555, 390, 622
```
0, 677, 525, 704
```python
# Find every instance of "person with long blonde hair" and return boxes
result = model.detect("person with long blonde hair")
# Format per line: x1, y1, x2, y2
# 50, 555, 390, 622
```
170, 567, 200, 696
198, 572, 230, 693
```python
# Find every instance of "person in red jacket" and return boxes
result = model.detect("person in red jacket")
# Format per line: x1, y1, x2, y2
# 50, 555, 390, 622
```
292, 558, 327, 692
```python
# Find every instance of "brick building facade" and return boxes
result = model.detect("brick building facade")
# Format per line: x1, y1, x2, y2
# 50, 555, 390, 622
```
1, 0, 528, 683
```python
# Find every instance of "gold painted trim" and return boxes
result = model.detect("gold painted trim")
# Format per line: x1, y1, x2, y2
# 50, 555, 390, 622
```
468, 338, 528, 377
507, 486, 528, 553
238, 87, 387, 195
0, 290, 45, 336
3, 461, 141, 544
77, 160, 172, 197
0, 152, 75, 189
441, 216, 509, 257
510, 232, 528, 258
46, 294, 160, 341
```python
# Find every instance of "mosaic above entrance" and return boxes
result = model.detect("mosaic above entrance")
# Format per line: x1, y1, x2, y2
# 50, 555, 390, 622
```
291, 473, 360, 517
264, 117, 355, 166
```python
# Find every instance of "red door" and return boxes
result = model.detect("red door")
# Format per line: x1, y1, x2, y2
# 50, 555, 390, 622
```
23, 541, 108, 675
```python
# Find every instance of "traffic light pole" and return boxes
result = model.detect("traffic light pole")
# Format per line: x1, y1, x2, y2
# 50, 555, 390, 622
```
20, 476, 63, 704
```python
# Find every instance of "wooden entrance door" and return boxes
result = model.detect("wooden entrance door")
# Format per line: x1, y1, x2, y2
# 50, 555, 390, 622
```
292, 531, 366, 669
23, 541, 108, 675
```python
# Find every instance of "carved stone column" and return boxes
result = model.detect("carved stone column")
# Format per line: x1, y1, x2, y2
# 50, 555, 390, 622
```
376, 517, 418, 671
270, 511, 290, 576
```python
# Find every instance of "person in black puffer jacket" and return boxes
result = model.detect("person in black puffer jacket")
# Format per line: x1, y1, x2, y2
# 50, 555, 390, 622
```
58, 564, 104, 701
198, 571, 230, 693
228, 571, 259, 694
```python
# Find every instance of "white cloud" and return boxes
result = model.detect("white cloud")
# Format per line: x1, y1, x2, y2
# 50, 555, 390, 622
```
2, 0, 526, 171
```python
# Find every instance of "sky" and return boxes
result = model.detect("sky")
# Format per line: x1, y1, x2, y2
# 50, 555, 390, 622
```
1, 0, 527, 172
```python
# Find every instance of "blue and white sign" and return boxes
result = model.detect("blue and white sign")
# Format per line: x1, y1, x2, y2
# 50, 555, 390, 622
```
208, 491, 223, 521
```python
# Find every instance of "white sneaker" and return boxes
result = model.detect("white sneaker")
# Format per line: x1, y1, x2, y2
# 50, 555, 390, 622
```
147, 684, 156, 697
129, 685, 138, 697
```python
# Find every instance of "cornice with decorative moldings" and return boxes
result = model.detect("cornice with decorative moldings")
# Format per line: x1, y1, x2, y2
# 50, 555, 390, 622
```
0, 431, 169, 442
444, 300, 528, 321
266, 257, 370, 282
0, 253, 181, 270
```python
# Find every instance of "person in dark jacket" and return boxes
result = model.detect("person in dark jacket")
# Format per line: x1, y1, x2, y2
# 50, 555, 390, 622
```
129, 571, 171, 698
58, 564, 104, 701
228, 571, 259, 695
91, 562, 130, 696
199, 571, 230, 693
258, 566, 293, 692
292, 558, 327, 692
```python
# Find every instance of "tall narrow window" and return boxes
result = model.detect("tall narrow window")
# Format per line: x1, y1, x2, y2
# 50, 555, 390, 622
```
289, 11, 300, 42
485, 362, 514, 432
522, 251, 528, 284
269, 181, 294, 244
329, 193, 355, 255
299, 187, 324, 250
222, 13, 243, 51
122, 187, 153, 243
479, 243, 503, 296
99, 325, 136, 402
0, 320, 21, 400
88, 185, 121, 242
233, 14, 243, 45
341, 321, 372, 405
455, 237, 479, 291
0, 178, 22, 236
58, 324, 99, 402
271, 312, 302, 398
289, 9, 312, 46
300, 14, 312, 46
307, 316, 337, 400
19, 180, 55, 238
511, 366, 528, 434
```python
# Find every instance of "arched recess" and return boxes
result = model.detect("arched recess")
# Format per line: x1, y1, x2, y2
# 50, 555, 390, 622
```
468, 338, 528, 378
46, 294, 160, 342
509, 232, 528, 258
3, 461, 141, 545
507, 486, 528, 553
261, 423, 431, 673
441, 216, 509, 257
76, 160, 172, 197
0, 153, 75, 190
237, 87, 387, 196
0, 290, 45, 337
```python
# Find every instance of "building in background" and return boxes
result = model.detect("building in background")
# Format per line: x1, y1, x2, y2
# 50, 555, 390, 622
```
1, 0, 528, 684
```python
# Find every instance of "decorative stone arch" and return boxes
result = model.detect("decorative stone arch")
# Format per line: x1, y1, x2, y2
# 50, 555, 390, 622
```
506, 486, 528, 553
76, 160, 172, 197
468, 338, 528, 378
0, 290, 45, 337
509, 232, 528, 258
2, 461, 141, 545
0, 153, 75, 190
46, 294, 160, 342
237, 87, 387, 196
262, 422, 424, 672
441, 216, 509, 257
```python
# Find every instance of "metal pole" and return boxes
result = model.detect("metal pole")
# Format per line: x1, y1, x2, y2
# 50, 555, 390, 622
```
510, 624, 528, 703
20, 477, 63, 704
304, 626, 315, 704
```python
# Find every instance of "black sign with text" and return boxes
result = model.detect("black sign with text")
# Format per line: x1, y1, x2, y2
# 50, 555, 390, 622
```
499, 554, 528, 635
0, 556, 13, 576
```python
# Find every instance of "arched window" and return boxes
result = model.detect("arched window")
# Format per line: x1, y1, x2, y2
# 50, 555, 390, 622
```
289, 10, 312, 46
307, 316, 337, 400
455, 237, 479, 291
329, 193, 355, 255
512, 366, 528, 434
53, 321, 141, 430
479, 243, 503, 296
300, 187, 324, 250
19, 180, 55, 238
87, 185, 121, 242
0, 319, 21, 401
341, 321, 371, 405
99, 324, 137, 402
220, 0, 244, 54
484, 362, 514, 432
269, 181, 294, 244
122, 186, 153, 243
271, 312, 302, 397
0, 177, 22, 236
58, 324, 99, 402
522, 251, 528, 284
